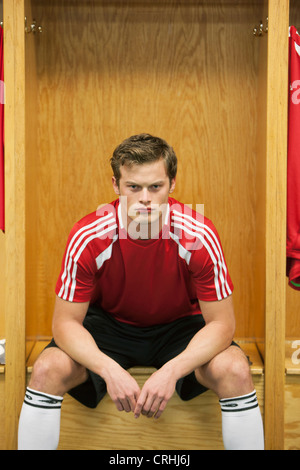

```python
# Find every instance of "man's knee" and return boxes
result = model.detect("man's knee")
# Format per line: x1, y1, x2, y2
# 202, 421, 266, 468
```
215, 347, 251, 381
29, 347, 88, 396
197, 346, 253, 397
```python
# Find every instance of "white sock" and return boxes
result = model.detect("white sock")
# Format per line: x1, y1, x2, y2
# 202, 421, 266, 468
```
18, 387, 63, 450
219, 390, 264, 450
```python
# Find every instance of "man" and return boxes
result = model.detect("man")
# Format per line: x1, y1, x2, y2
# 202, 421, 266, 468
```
18, 134, 264, 450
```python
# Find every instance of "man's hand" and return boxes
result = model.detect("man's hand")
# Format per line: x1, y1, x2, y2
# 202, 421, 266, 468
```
134, 366, 176, 420
102, 362, 141, 413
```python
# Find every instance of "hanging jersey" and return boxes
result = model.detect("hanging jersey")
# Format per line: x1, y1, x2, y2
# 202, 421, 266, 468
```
55, 198, 233, 326
0, 27, 4, 232
287, 26, 300, 290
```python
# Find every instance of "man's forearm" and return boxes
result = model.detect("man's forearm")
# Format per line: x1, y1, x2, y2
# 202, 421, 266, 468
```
52, 318, 117, 379
51, 297, 141, 413
53, 318, 142, 412
164, 296, 237, 381
133, 319, 234, 420
162, 319, 234, 381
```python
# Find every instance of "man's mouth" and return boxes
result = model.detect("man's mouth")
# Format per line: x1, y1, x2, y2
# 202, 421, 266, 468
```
136, 207, 152, 213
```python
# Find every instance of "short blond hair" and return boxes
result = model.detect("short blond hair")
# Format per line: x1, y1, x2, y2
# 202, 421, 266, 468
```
110, 133, 177, 186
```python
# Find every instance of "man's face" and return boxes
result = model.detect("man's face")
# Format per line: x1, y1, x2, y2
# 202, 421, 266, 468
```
112, 159, 176, 238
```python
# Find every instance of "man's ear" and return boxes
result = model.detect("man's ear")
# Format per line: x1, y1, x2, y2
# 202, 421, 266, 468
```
112, 176, 120, 195
169, 177, 176, 194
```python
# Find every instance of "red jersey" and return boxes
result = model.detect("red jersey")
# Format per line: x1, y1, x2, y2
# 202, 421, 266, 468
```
287, 26, 300, 290
56, 198, 233, 326
0, 26, 4, 232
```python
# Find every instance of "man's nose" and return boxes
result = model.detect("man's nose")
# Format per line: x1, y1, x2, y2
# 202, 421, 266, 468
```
140, 187, 151, 204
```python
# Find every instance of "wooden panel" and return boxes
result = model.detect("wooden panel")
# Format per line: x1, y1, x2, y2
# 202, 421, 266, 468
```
253, 0, 268, 341
285, 378, 300, 450
27, 0, 264, 338
25, 0, 40, 339
264, 0, 289, 451
285, 340, 300, 375
58, 376, 264, 450
3, 0, 26, 450
0, 374, 4, 450
59, 389, 224, 450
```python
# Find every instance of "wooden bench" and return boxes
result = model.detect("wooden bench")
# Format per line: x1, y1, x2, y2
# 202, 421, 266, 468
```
24, 338, 264, 450
26, 338, 264, 375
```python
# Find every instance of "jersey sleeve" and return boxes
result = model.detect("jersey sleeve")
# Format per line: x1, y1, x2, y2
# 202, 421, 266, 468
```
188, 220, 234, 302
55, 221, 97, 303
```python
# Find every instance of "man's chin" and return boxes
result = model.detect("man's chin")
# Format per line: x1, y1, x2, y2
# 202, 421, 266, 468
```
129, 213, 160, 225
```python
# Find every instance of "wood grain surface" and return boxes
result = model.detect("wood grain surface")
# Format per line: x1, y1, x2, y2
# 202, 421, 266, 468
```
25, 0, 264, 338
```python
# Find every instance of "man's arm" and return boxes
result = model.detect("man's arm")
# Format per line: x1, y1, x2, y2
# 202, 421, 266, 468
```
52, 296, 141, 412
134, 295, 235, 419
167, 295, 236, 378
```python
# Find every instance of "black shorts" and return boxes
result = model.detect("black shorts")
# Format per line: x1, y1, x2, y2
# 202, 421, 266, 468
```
46, 305, 237, 409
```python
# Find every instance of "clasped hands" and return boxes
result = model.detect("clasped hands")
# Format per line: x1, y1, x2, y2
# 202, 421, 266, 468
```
104, 363, 177, 419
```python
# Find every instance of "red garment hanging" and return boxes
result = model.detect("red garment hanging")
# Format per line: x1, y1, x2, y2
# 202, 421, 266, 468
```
0, 26, 4, 232
287, 26, 300, 290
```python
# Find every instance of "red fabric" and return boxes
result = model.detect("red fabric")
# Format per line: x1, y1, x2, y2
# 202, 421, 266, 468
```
55, 198, 233, 327
287, 26, 300, 290
0, 26, 4, 232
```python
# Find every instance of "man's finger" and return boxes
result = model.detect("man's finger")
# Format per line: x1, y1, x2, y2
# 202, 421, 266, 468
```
128, 392, 139, 412
134, 391, 147, 418
115, 399, 124, 412
144, 397, 161, 418
153, 398, 168, 419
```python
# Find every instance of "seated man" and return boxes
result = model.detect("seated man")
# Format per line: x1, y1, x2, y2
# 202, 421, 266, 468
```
18, 133, 264, 450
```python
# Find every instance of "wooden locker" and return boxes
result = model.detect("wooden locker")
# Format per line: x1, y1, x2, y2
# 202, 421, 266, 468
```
1, 0, 293, 450
285, 0, 300, 450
